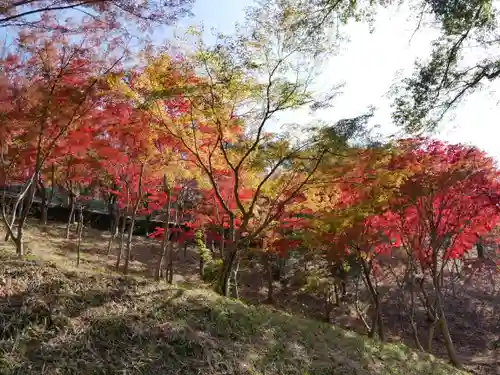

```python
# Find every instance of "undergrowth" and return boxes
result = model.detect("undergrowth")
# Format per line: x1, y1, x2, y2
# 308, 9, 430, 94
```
0, 250, 469, 375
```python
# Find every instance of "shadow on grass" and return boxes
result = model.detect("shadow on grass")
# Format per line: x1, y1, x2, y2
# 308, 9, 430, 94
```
1, 269, 463, 375
235, 261, 499, 374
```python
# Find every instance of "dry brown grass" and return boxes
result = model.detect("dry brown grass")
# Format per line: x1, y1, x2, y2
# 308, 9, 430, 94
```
0, 221, 470, 375
2, 220, 201, 283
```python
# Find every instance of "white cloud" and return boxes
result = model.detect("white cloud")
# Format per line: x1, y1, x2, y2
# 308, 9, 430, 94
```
175, 1, 500, 160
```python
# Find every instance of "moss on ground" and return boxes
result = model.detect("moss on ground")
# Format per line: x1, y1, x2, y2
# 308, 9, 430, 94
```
0, 250, 469, 375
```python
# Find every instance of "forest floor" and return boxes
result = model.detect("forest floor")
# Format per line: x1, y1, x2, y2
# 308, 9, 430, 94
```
0, 220, 498, 374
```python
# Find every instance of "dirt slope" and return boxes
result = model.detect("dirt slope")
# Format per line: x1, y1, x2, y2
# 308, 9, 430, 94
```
0, 250, 470, 375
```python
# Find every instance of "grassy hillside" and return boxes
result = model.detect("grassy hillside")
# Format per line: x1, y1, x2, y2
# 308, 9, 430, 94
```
0, 250, 469, 375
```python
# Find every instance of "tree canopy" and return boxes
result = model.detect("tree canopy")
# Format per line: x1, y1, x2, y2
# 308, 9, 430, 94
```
0, 1, 499, 372
279, 0, 500, 132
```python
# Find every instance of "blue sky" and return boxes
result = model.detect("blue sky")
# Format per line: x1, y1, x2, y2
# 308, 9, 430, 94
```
177, 0, 251, 34
173, 0, 500, 161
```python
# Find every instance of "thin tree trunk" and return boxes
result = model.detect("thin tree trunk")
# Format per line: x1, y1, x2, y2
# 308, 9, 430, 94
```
417, 278, 437, 322
476, 241, 485, 259
376, 308, 385, 341
41, 199, 48, 225
47, 163, 56, 224
37, 172, 54, 226
324, 290, 333, 323
4, 178, 35, 243
334, 282, 340, 306
368, 314, 377, 337
424, 296, 439, 352
165, 212, 177, 284
144, 198, 151, 236
106, 222, 118, 255
361, 257, 385, 341
14, 208, 29, 255
155, 222, 169, 281
166, 241, 174, 283
115, 215, 127, 271
106, 190, 118, 228
214, 203, 224, 259
166, 206, 182, 284
12, 235, 23, 255
264, 252, 274, 303
199, 236, 205, 279
426, 317, 438, 352
408, 271, 424, 351
218, 245, 238, 296
17, 197, 24, 220
231, 256, 241, 299
123, 216, 135, 275
155, 179, 171, 281
439, 313, 461, 366
38, 181, 48, 225
123, 164, 145, 275
1, 191, 24, 247
4, 223, 10, 241
217, 217, 237, 296
433, 278, 461, 366
76, 206, 84, 267
12, 179, 37, 256
107, 195, 118, 255
4, 197, 15, 242
354, 277, 371, 332
66, 194, 75, 239
209, 239, 215, 256
219, 229, 224, 259
107, 210, 120, 256
199, 255, 205, 278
